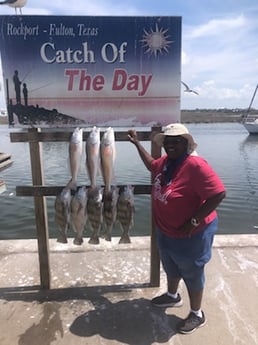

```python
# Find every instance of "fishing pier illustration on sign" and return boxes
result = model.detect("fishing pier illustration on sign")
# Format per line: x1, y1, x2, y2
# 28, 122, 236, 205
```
1, 15, 182, 289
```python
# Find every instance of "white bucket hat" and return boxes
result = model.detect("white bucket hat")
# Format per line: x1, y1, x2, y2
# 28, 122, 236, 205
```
153, 123, 198, 153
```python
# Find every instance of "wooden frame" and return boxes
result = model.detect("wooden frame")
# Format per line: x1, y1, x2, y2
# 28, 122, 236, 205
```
10, 126, 162, 289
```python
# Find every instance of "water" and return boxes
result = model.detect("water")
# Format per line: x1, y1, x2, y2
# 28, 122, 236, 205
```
0, 122, 258, 239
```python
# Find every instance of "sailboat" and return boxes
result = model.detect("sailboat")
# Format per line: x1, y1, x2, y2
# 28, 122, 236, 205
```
242, 84, 258, 134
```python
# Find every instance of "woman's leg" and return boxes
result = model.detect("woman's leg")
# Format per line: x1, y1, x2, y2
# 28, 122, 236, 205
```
167, 277, 181, 294
187, 287, 203, 311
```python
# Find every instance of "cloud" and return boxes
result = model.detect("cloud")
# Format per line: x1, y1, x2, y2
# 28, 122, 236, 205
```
25, 1, 140, 16
0, 0, 140, 16
186, 15, 246, 39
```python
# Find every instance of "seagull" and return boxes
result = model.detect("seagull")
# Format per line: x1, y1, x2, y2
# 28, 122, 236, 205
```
181, 81, 199, 95
0, 0, 27, 14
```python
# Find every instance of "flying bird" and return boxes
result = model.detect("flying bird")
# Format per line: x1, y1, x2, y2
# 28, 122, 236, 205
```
0, 0, 27, 14
181, 81, 199, 95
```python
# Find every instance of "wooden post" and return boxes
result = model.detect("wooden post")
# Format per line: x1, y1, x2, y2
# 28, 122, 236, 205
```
5, 78, 9, 105
150, 125, 162, 286
29, 128, 50, 289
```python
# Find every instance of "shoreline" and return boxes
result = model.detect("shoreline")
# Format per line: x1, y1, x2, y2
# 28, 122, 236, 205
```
181, 110, 243, 123
0, 110, 244, 125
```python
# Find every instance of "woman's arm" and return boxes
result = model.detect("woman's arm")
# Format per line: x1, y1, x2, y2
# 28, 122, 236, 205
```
180, 191, 226, 236
193, 191, 226, 222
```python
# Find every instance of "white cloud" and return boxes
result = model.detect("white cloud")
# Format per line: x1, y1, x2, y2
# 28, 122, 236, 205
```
186, 15, 246, 39
24, 1, 140, 16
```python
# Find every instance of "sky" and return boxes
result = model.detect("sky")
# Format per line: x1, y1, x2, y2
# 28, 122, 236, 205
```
0, 0, 258, 110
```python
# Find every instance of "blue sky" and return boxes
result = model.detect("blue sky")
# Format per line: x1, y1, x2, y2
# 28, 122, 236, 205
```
1, 0, 258, 110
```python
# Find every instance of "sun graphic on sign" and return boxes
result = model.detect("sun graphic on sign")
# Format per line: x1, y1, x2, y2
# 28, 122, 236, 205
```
141, 23, 173, 57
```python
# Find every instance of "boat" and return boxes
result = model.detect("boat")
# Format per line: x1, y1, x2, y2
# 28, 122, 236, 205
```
242, 84, 258, 134
0, 152, 13, 171
0, 153, 12, 194
0, 180, 6, 194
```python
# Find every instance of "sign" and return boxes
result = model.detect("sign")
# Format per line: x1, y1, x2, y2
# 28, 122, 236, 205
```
0, 15, 181, 128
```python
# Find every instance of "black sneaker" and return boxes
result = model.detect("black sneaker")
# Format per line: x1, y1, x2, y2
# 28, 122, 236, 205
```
177, 311, 206, 334
151, 293, 183, 307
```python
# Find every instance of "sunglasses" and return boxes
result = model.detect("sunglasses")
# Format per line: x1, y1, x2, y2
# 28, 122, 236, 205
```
163, 137, 186, 145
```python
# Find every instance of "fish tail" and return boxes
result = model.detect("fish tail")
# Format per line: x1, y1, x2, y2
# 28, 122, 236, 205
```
119, 230, 131, 244
104, 224, 112, 242
56, 227, 68, 243
88, 228, 100, 244
66, 179, 77, 191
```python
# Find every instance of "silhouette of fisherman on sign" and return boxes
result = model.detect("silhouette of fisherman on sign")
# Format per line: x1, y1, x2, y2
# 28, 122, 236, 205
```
13, 70, 21, 104
23, 82, 28, 106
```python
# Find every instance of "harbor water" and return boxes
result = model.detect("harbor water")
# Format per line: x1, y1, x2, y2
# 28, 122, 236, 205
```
0, 122, 257, 239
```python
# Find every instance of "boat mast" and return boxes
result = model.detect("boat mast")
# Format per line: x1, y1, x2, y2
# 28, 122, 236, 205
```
243, 84, 258, 122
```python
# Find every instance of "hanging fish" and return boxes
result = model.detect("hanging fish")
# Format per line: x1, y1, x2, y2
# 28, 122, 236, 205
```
66, 127, 83, 191
55, 187, 71, 243
102, 186, 119, 241
116, 185, 135, 244
87, 186, 103, 244
86, 126, 100, 189
70, 186, 87, 245
100, 127, 116, 193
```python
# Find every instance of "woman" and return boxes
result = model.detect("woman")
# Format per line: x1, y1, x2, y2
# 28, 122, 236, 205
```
128, 123, 226, 334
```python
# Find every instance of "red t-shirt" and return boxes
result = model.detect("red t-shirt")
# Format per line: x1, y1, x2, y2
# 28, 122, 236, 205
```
151, 154, 225, 238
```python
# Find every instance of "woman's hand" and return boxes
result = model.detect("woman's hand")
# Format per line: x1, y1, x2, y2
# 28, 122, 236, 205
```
127, 129, 139, 145
178, 220, 196, 238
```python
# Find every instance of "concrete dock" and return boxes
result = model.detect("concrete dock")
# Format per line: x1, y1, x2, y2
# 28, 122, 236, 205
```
0, 235, 257, 345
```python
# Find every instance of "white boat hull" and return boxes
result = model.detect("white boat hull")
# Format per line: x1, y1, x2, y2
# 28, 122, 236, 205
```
243, 122, 258, 134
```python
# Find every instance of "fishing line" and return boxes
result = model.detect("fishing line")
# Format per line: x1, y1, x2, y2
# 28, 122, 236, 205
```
29, 82, 56, 93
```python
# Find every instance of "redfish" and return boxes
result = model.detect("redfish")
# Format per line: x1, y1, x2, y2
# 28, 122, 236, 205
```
86, 126, 100, 189
100, 127, 116, 193
66, 127, 83, 191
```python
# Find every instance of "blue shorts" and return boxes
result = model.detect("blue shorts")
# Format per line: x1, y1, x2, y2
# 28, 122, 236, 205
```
156, 217, 218, 291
